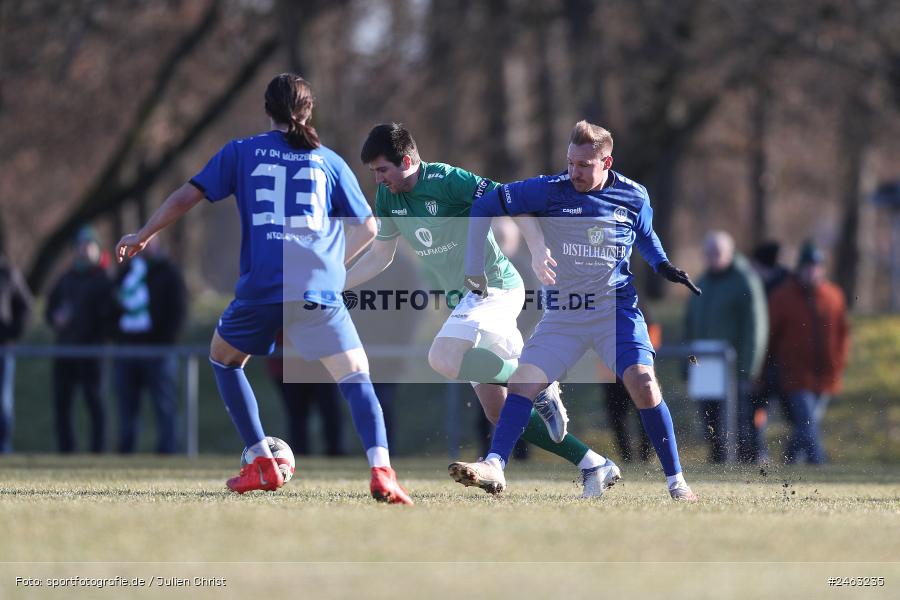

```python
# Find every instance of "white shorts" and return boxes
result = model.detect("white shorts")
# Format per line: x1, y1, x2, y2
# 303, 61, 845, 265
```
435, 286, 525, 361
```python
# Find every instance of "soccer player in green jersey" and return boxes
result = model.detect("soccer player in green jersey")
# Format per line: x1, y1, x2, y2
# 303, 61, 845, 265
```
346, 124, 618, 498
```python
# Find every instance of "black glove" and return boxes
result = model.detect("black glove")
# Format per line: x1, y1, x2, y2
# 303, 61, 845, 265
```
464, 274, 489, 298
657, 260, 702, 295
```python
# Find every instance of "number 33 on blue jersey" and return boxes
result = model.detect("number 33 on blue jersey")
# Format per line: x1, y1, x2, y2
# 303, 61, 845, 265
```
251, 163, 327, 231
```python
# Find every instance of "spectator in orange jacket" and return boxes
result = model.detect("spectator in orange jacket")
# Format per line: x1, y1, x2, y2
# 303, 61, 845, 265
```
768, 241, 849, 464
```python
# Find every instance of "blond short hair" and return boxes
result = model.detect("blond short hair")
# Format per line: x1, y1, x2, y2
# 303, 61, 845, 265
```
569, 120, 613, 155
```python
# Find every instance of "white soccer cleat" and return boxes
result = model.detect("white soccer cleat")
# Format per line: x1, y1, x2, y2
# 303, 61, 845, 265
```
532, 381, 568, 443
669, 482, 699, 503
581, 458, 621, 499
448, 459, 506, 495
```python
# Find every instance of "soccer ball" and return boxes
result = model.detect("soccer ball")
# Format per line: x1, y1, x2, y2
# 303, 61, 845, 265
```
240, 436, 296, 483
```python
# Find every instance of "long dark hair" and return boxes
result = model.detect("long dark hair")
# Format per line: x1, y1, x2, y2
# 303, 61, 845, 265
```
264, 73, 321, 149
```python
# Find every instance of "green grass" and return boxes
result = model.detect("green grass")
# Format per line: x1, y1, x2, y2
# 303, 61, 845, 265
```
1, 456, 898, 598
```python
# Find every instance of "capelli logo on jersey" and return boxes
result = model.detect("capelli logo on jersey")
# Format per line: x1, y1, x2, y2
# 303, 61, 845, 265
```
391, 208, 408, 216
415, 227, 433, 247
426, 172, 444, 180
425, 201, 438, 216
562, 207, 583, 215
503, 185, 512, 204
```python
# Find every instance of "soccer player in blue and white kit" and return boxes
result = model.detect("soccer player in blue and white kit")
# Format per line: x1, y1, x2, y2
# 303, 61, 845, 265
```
451, 120, 702, 501
116, 74, 413, 504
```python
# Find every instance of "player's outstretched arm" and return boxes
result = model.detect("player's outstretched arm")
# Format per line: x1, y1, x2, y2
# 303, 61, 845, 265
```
116, 183, 204, 263
345, 236, 398, 289
465, 180, 548, 295
512, 214, 556, 285
464, 188, 506, 296
344, 216, 378, 265
633, 199, 701, 295
657, 260, 702, 295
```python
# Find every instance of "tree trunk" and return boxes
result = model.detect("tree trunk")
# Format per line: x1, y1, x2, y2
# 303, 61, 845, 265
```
564, 0, 601, 123
535, 6, 559, 175
427, 0, 468, 163
834, 90, 871, 307
483, 0, 516, 182
749, 79, 772, 247
276, 0, 317, 74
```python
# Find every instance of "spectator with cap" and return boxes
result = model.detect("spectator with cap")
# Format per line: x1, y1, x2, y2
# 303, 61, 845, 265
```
684, 230, 769, 463
768, 240, 850, 464
45, 226, 114, 453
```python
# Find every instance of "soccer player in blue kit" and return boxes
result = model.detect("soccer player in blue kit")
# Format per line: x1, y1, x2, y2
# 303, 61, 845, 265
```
451, 121, 702, 501
116, 74, 413, 504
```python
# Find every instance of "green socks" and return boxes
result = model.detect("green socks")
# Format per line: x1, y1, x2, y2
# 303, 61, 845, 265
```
458, 347, 591, 467
521, 409, 590, 466
457, 347, 517, 385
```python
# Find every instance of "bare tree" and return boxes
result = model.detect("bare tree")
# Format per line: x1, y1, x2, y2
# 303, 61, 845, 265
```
833, 85, 873, 306
748, 77, 773, 247
482, 0, 517, 182
27, 27, 279, 292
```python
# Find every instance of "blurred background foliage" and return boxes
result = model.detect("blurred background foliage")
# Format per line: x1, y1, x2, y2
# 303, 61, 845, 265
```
2, 0, 900, 305
2, 0, 899, 458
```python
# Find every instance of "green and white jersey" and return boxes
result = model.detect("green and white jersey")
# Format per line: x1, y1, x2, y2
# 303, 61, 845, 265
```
375, 162, 522, 295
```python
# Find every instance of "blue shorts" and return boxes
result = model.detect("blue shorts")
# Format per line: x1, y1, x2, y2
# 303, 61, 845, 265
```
217, 299, 362, 360
519, 305, 655, 382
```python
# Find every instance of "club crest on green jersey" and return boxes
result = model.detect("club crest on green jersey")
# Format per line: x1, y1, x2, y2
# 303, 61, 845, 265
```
425, 200, 438, 216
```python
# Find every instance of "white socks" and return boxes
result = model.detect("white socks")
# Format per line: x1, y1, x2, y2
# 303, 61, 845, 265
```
485, 453, 505, 470
578, 450, 606, 470
367, 446, 391, 468
666, 472, 687, 490
246, 439, 274, 461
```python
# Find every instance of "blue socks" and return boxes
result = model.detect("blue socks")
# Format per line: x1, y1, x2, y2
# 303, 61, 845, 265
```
338, 371, 388, 451
210, 359, 265, 447
639, 400, 682, 477
487, 393, 534, 464
212, 359, 388, 461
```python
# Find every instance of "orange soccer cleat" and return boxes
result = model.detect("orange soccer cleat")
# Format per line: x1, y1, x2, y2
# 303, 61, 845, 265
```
227, 456, 285, 494
370, 466, 414, 506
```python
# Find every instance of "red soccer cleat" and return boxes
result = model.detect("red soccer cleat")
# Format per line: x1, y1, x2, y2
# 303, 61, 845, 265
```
227, 457, 285, 494
370, 466, 414, 506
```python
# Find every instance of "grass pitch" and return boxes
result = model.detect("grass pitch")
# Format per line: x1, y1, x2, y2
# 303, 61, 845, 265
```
1, 455, 898, 599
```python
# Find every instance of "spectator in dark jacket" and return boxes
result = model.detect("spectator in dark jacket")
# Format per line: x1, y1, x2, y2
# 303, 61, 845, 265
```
768, 241, 849, 464
45, 226, 114, 453
113, 241, 187, 453
685, 230, 769, 462
751, 241, 791, 295
750, 240, 793, 427
0, 252, 33, 453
